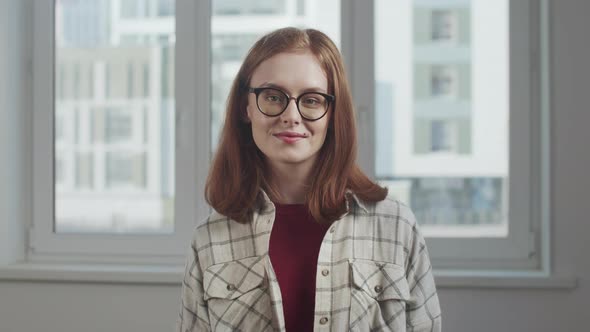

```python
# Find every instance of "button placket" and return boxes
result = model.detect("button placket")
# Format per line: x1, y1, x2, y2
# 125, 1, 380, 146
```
315, 219, 335, 329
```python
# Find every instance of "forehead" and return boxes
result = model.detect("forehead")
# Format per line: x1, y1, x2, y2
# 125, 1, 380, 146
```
250, 51, 328, 92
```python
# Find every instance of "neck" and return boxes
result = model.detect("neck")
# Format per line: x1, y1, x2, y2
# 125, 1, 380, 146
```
267, 160, 315, 204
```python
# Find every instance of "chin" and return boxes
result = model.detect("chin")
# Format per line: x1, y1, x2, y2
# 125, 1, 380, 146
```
269, 153, 312, 165
277, 156, 309, 164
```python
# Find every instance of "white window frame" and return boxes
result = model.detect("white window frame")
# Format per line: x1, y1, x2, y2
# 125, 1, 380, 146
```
30, 0, 211, 265
345, 0, 550, 271
29, 0, 550, 273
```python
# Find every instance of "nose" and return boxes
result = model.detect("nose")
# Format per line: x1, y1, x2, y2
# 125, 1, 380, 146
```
280, 97, 301, 125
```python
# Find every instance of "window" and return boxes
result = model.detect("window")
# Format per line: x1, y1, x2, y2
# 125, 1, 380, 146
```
126, 62, 134, 98
142, 63, 149, 97
431, 10, 457, 42
105, 108, 132, 143
121, 0, 147, 18
430, 120, 456, 152
55, 113, 65, 141
54, 0, 174, 235
430, 65, 458, 98
55, 156, 65, 184
369, 0, 544, 270
74, 152, 94, 189
105, 152, 142, 188
297, 0, 305, 16
104, 63, 110, 99
73, 62, 80, 99
31, 0, 549, 272
213, 0, 287, 16
30, 0, 181, 261
157, 0, 175, 16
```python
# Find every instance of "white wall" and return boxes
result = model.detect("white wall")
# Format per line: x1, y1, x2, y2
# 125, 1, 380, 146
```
1, 1, 588, 331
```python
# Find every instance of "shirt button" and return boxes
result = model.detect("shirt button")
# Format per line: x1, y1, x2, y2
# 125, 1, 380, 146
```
374, 285, 383, 293
319, 317, 329, 325
226, 284, 236, 291
329, 226, 335, 233
267, 218, 271, 224
321, 269, 329, 276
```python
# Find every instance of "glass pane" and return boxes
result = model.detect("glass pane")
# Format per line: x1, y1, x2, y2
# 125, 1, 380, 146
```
54, 0, 175, 233
211, 0, 341, 152
375, 0, 509, 237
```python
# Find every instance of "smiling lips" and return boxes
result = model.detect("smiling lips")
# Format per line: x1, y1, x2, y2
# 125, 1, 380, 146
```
273, 131, 307, 144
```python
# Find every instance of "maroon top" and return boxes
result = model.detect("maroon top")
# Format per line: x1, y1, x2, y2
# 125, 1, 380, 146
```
268, 203, 330, 332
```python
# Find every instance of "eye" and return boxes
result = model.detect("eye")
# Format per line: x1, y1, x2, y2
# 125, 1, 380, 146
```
300, 94, 325, 108
266, 95, 282, 102
260, 89, 285, 104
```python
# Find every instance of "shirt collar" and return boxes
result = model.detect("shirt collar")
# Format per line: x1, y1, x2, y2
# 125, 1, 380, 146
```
256, 188, 369, 214
345, 189, 369, 214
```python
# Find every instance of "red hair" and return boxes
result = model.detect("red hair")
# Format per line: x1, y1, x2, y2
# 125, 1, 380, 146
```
205, 27, 387, 224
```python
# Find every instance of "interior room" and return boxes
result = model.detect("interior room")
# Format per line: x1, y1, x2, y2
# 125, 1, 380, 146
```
1, 0, 588, 331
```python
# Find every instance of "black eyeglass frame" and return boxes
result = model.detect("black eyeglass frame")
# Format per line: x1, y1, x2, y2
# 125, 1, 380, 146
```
247, 87, 335, 121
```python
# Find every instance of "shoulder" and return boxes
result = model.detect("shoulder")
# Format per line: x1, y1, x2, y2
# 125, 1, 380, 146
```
354, 193, 426, 248
189, 210, 260, 268
358, 193, 419, 229
347, 193, 428, 266
192, 210, 254, 246
191, 211, 229, 243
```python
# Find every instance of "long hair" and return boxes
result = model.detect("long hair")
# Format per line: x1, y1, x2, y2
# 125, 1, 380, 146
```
205, 27, 387, 224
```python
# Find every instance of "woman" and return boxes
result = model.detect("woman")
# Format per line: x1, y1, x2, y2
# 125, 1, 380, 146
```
177, 27, 441, 332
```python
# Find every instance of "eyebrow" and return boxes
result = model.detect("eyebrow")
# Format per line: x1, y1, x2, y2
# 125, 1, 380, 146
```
258, 82, 327, 94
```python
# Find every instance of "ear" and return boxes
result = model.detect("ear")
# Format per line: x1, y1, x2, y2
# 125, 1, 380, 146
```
242, 106, 252, 124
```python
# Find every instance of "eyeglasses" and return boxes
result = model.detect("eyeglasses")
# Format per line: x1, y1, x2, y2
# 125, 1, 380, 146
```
248, 87, 335, 121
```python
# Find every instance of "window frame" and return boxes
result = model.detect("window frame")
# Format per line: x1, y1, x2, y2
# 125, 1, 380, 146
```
30, 0, 211, 265
30, 0, 550, 272
346, 0, 549, 270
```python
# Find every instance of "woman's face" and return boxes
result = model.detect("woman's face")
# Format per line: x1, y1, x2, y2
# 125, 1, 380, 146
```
246, 50, 331, 172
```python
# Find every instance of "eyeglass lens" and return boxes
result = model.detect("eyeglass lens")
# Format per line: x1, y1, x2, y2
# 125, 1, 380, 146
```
257, 88, 328, 119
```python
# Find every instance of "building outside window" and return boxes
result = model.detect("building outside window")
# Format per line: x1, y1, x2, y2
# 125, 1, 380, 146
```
431, 119, 456, 152
431, 9, 457, 42
431, 65, 458, 98
105, 108, 133, 143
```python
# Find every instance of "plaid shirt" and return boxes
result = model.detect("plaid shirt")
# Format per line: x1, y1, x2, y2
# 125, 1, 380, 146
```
177, 190, 441, 331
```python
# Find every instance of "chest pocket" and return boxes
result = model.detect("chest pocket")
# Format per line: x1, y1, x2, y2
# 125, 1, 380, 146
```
349, 259, 411, 331
203, 256, 274, 331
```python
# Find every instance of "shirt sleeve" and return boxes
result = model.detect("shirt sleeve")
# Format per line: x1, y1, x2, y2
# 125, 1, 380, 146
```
403, 205, 442, 332
177, 234, 211, 332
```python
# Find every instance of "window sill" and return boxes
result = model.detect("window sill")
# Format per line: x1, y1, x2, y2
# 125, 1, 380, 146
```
0, 263, 577, 289
0, 262, 183, 285
434, 269, 578, 289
